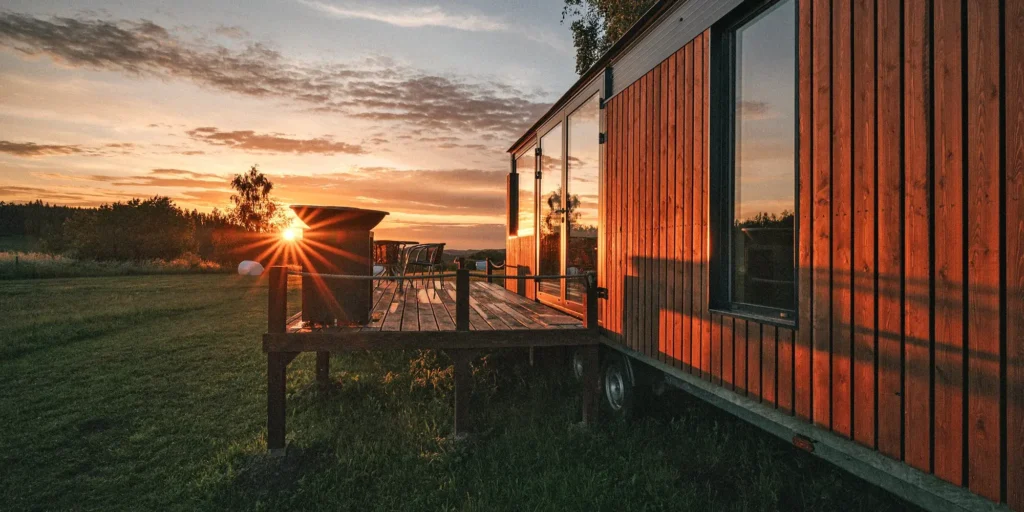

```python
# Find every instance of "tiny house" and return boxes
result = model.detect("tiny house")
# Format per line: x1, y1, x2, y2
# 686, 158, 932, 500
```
505, 0, 1022, 509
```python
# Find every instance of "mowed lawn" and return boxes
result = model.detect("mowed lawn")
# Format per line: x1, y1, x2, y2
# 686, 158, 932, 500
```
0, 274, 918, 511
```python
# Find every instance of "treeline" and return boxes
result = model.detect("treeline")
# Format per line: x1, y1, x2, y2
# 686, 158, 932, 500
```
0, 198, 269, 264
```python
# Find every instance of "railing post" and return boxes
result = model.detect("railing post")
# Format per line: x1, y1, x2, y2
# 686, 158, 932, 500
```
456, 267, 470, 331
585, 271, 598, 333
485, 258, 494, 284
268, 266, 287, 334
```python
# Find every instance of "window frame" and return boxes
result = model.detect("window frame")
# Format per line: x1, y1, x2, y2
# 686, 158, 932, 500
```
709, 0, 799, 326
512, 142, 537, 238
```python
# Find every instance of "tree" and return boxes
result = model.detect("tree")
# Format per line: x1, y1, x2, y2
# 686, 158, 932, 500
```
562, 0, 655, 75
229, 165, 286, 233
62, 196, 195, 261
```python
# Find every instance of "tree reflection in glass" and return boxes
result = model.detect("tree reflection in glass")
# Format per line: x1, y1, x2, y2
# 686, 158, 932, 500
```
538, 124, 562, 297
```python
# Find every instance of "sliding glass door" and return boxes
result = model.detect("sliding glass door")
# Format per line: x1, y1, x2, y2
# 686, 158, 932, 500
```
535, 93, 600, 311
565, 94, 600, 305
537, 124, 563, 301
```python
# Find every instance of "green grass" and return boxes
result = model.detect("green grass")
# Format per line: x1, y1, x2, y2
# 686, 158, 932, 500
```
0, 251, 227, 279
0, 274, 918, 511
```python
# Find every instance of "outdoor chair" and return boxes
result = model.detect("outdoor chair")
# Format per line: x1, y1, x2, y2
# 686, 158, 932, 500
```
400, 243, 446, 290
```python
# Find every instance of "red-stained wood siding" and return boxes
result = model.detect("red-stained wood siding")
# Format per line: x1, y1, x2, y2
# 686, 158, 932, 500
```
504, 235, 535, 301
506, 0, 1021, 506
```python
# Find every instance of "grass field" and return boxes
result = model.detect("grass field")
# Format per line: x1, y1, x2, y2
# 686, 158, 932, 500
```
0, 274, 918, 511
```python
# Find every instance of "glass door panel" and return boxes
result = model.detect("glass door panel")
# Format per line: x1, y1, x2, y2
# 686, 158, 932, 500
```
538, 124, 563, 299
515, 145, 535, 237
566, 94, 600, 305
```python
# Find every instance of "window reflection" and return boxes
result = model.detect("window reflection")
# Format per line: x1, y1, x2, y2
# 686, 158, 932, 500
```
566, 94, 600, 303
538, 124, 562, 297
731, 0, 796, 311
516, 147, 535, 237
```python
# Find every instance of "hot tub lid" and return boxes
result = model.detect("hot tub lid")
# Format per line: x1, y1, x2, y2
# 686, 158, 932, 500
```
290, 205, 389, 231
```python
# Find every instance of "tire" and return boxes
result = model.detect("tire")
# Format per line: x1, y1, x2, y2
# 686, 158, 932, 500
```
601, 353, 636, 420
571, 347, 586, 381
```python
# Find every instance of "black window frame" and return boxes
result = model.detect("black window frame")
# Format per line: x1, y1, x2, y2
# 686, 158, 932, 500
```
709, 0, 799, 326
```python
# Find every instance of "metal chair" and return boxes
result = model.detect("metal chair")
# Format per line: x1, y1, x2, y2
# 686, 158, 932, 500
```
400, 243, 446, 291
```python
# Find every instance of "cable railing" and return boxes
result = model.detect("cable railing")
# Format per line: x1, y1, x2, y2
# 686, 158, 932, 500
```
268, 265, 599, 334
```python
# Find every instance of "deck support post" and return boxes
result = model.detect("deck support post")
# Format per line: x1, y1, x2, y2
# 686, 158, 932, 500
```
450, 349, 475, 435
582, 272, 600, 424
485, 258, 494, 284
267, 352, 288, 453
452, 267, 473, 435
266, 266, 290, 454
316, 351, 330, 390
581, 344, 600, 425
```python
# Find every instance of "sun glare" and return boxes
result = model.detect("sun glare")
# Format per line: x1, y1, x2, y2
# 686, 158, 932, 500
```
282, 227, 301, 242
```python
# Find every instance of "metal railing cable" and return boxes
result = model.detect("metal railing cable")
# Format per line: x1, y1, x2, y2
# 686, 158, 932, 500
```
285, 269, 592, 282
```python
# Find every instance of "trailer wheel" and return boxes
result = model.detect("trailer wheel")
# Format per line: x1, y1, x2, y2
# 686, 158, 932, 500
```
571, 348, 586, 381
602, 353, 636, 420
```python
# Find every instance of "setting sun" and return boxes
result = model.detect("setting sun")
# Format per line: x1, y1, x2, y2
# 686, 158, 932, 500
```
281, 227, 301, 242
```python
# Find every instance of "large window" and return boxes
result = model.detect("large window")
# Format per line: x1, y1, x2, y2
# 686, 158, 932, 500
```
711, 0, 796, 319
515, 146, 535, 237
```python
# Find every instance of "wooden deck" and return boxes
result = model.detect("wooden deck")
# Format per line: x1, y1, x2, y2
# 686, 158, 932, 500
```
306, 280, 583, 333
261, 267, 602, 451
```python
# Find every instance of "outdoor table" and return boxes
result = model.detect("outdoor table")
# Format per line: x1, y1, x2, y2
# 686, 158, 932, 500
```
373, 239, 418, 277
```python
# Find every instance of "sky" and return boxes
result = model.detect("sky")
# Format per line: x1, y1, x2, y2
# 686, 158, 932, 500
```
0, 0, 579, 249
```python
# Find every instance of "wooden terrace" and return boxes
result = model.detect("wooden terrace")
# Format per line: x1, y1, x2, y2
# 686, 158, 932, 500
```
262, 266, 602, 454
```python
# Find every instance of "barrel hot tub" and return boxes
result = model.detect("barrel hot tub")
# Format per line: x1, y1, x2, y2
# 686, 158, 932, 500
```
290, 205, 388, 326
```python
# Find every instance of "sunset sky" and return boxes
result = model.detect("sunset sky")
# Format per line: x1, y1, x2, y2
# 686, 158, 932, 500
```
0, 0, 578, 249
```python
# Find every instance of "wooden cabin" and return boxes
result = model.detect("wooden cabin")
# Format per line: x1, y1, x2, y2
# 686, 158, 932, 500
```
505, 0, 1022, 509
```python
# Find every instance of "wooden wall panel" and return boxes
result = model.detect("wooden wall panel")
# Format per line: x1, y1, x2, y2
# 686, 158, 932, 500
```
682, 43, 694, 373
852, 0, 876, 447
932, 0, 964, 487
831, 0, 853, 440
1008, 1, 1024, 509
811, 0, 832, 430
795, 0, 814, 422
902, 0, 932, 474
875, 0, 902, 459
965, 0, 1000, 500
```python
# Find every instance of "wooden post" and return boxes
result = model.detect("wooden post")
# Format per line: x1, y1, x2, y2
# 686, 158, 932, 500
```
267, 353, 288, 453
451, 350, 474, 435
516, 265, 528, 297
581, 344, 600, 425
268, 266, 288, 334
585, 272, 598, 333
456, 268, 470, 331
267, 266, 289, 454
485, 258, 494, 284
581, 272, 600, 425
316, 351, 330, 390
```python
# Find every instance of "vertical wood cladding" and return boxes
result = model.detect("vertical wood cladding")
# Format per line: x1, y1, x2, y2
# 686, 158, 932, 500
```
507, 0, 1021, 505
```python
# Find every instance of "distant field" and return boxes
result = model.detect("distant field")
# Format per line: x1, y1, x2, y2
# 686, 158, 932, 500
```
0, 275, 917, 511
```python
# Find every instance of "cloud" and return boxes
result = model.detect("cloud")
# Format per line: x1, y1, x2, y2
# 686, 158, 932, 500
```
0, 140, 137, 157
0, 13, 550, 139
213, 25, 248, 39
739, 101, 776, 120
185, 127, 366, 155
0, 141, 82, 157
272, 167, 507, 218
298, 0, 506, 32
